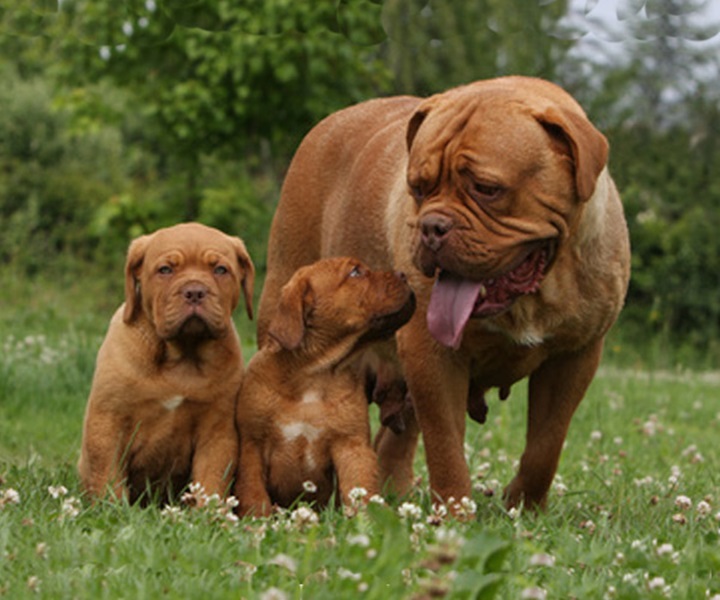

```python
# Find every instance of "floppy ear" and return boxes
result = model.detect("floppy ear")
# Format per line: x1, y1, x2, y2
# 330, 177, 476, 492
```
267, 274, 314, 351
122, 234, 152, 324
406, 102, 432, 152
532, 105, 609, 202
229, 236, 255, 320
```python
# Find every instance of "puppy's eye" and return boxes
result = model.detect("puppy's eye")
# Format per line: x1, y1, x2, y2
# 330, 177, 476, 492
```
349, 265, 364, 278
214, 265, 229, 276
158, 265, 173, 275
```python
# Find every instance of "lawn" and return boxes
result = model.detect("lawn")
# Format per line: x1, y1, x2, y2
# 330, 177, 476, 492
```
1, 268, 720, 599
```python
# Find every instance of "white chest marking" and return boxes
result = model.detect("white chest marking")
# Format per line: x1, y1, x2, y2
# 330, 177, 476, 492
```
301, 389, 322, 405
280, 422, 322, 444
163, 395, 185, 411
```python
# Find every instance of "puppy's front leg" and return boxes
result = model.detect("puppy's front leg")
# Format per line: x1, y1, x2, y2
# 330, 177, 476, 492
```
192, 416, 238, 500
78, 411, 129, 501
235, 437, 272, 517
331, 438, 379, 505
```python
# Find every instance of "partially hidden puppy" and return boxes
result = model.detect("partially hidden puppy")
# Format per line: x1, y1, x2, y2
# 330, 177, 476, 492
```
258, 76, 631, 512
235, 257, 415, 516
79, 222, 254, 504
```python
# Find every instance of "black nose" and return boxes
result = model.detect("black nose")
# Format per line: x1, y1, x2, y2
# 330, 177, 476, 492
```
420, 214, 453, 252
182, 284, 208, 305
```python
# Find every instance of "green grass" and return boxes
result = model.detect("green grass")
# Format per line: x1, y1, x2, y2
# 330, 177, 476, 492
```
2, 268, 720, 599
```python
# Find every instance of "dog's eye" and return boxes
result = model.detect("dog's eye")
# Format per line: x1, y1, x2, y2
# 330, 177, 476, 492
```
214, 265, 229, 276
471, 181, 503, 202
158, 265, 173, 275
349, 265, 364, 278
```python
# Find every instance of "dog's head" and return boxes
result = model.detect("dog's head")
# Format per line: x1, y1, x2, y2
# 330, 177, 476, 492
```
404, 76, 609, 348
122, 223, 254, 342
267, 257, 415, 361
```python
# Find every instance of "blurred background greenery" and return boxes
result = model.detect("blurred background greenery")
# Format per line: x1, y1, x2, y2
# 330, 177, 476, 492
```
1, 0, 719, 367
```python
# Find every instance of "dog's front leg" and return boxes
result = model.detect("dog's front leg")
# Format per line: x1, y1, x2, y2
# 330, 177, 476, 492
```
332, 437, 379, 505
78, 411, 129, 501
396, 323, 473, 508
192, 414, 238, 500
504, 338, 604, 510
235, 437, 272, 517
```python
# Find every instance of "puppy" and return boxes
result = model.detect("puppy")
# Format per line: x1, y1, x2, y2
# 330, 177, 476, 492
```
79, 222, 254, 504
235, 257, 415, 516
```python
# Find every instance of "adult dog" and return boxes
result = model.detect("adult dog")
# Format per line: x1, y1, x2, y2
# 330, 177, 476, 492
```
79, 222, 254, 503
235, 257, 415, 516
258, 77, 630, 510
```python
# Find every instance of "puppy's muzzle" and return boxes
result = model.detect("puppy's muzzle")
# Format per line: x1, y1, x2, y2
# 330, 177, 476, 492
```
182, 282, 209, 306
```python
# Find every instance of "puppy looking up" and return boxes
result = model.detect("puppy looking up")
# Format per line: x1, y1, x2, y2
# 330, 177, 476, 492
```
235, 257, 415, 516
79, 222, 254, 504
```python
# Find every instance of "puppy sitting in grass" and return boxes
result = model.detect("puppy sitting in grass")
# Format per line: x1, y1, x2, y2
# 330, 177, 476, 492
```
79, 223, 254, 504
235, 257, 415, 516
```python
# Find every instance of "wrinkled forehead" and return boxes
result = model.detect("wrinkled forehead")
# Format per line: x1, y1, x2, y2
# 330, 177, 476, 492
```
408, 98, 550, 182
144, 229, 234, 266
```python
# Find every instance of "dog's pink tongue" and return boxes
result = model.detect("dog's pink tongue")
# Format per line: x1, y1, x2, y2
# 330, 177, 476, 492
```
427, 273, 483, 349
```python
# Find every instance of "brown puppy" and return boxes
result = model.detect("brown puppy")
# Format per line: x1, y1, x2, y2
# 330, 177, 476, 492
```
258, 77, 631, 511
235, 257, 415, 516
79, 222, 254, 503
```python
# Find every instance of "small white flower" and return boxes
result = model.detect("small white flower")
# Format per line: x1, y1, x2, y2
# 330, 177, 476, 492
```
337, 567, 361, 581
260, 587, 288, 600
348, 534, 370, 547
656, 543, 674, 556
145, 0, 157, 11
48, 485, 68, 499
398, 502, 422, 520
27, 576, 41, 593
521, 587, 547, 599
2, 488, 20, 505
348, 487, 368, 503
675, 495, 692, 510
647, 575, 668, 591
590, 430, 602, 442
268, 553, 297, 573
122, 21, 134, 37
459, 496, 477, 515
368, 494, 386, 506
697, 500, 712, 517
302, 480, 318, 494
507, 507, 520, 520
290, 505, 319, 528
529, 553, 556, 567
225, 495, 239, 509
60, 497, 81, 519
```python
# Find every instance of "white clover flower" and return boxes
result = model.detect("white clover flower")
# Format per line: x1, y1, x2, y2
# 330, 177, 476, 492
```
398, 502, 422, 520
48, 485, 68, 499
161, 505, 183, 520
302, 480, 318, 494
647, 575, 669, 593
521, 587, 547, 599
260, 587, 288, 600
268, 553, 297, 573
368, 494, 386, 506
459, 496, 477, 515
1, 488, 20, 505
225, 495, 239, 509
338, 567, 362, 581
697, 500, 712, 517
674, 495, 692, 510
27, 576, 41, 593
507, 506, 520, 520
590, 430, 602, 442
60, 497, 81, 519
348, 487, 368, 503
529, 553, 556, 567
290, 506, 319, 528
348, 534, 370, 548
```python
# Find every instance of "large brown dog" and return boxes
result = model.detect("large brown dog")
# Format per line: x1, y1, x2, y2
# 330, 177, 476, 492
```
79, 223, 254, 503
235, 257, 415, 516
258, 77, 631, 511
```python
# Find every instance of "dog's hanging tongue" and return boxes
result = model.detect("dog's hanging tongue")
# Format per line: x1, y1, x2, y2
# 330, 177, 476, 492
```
427, 272, 483, 350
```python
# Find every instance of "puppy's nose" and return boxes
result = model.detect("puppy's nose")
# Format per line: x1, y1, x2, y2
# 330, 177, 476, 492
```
420, 214, 453, 252
182, 283, 208, 305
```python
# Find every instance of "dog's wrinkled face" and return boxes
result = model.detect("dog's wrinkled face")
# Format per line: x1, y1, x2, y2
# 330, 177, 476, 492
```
122, 223, 254, 342
405, 80, 609, 348
268, 257, 416, 356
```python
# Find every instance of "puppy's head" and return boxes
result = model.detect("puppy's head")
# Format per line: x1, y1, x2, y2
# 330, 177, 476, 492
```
267, 257, 415, 359
122, 223, 254, 341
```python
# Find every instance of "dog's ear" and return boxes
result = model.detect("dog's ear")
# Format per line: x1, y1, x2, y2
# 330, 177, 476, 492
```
229, 236, 255, 320
532, 105, 609, 202
123, 234, 152, 323
267, 274, 314, 351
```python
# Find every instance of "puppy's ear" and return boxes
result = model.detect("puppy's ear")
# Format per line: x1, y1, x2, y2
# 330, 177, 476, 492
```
267, 275, 314, 351
123, 234, 152, 324
229, 236, 255, 320
532, 105, 609, 202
